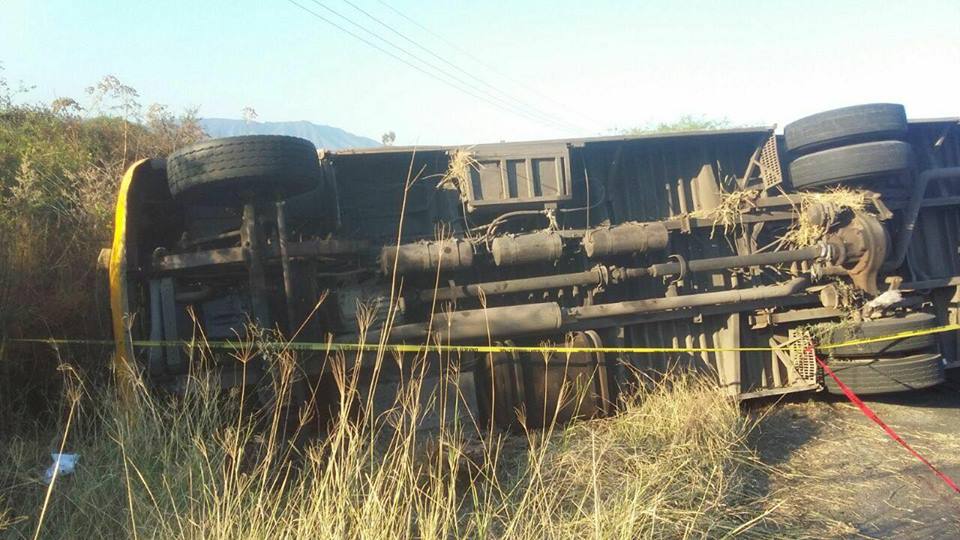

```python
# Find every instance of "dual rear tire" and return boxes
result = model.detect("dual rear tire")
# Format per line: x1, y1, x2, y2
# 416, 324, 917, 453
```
823, 353, 944, 395
785, 104, 914, 190
788, 107, 945, 394
819, 313, 945, 395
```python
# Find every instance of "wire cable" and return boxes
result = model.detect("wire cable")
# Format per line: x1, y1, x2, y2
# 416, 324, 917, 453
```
287, 0, 580, 132
340, 0, 586, 133
307, 0, 576, 131
372, 0, 602, 127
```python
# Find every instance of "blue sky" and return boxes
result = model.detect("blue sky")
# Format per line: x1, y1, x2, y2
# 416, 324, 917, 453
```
2, 0, 958, 145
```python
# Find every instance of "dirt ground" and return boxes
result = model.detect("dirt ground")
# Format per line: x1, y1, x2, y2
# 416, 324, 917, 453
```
752, 381, 960, 538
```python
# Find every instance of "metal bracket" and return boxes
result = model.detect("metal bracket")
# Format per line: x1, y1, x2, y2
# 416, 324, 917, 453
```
758, 133, 784, 190
159, 277, 183, 373
240, 199, 272, 328
770, 330, 818, 386
665, 254, 688, 289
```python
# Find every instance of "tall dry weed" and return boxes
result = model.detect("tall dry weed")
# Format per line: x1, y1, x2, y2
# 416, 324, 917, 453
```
0, 336, 818, 538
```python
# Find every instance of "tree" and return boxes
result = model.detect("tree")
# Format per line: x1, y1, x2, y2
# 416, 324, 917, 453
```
381, 130, 396, 146
622, 115, 733, 135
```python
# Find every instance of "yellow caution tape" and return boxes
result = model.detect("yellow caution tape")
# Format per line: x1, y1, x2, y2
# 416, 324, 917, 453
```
10, 322, 960, 355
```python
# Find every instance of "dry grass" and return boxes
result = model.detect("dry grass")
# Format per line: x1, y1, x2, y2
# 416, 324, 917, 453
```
0, 333, 829, 539
511, 376, 779, 538
1, 88, 841, 538
799, 279, 865, 353
781, 188, 869, 248
690, 185, 869, 247
0, 85, 206, 428
690, 187, 761, 239
438, 148, 480, 197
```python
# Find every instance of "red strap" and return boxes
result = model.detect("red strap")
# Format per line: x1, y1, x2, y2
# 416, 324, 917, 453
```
815, 352, 960, 495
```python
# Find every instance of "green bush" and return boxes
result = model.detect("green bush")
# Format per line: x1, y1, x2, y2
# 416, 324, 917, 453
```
0, 71, 205, 428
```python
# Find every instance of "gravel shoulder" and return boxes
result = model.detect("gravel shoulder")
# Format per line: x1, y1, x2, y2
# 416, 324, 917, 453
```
753, 382, 960, 538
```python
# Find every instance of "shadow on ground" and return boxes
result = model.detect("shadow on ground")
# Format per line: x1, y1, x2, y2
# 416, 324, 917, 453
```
748, 383, 960, 538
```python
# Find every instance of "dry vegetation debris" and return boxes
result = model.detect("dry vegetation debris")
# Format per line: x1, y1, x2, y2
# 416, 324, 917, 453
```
781, 188, 870, 248
0, 352, 839, 539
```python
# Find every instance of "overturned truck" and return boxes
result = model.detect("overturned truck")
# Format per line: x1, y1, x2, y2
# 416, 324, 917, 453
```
108, 104, 960, 428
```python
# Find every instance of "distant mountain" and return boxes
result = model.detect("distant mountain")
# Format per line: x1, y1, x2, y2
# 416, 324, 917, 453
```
199, 118, 380, 150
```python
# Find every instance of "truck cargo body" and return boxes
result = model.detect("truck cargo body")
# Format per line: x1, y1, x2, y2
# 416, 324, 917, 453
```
109, 106, 960, 426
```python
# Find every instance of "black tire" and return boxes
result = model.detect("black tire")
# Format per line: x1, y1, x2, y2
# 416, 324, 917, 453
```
167, 135, 320, 203
820, 312, 938, 358
789, 140, 914, 190
823, 352, 945, 395
784, 103, 907, 156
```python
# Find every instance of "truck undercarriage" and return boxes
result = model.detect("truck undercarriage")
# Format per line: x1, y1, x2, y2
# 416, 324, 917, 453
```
109, 104, 960, 429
